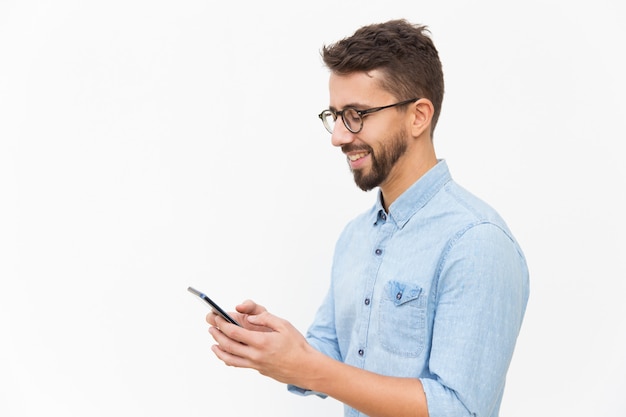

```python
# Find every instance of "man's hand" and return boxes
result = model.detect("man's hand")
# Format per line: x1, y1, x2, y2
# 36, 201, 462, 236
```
206, 299, 271, 332
207, 302, 319, 387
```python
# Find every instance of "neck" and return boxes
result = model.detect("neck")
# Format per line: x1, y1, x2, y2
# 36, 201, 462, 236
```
379, 146, 437, 212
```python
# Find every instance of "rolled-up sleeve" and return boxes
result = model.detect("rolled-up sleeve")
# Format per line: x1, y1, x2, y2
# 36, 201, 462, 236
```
421, 223, 529, 417
287, 286, 340, 398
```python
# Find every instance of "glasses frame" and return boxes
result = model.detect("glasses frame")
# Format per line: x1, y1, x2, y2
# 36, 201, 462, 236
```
318, 98, 419, 134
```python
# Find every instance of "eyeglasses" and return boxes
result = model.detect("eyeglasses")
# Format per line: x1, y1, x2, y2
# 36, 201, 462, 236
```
318, 98, 419, 134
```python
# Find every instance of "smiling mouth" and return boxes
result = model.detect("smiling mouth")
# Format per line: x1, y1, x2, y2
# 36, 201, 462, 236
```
347, 151, 369, 162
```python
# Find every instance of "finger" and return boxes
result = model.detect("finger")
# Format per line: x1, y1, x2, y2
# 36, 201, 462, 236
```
205, 311, 217, 326
235, 299, 266, 315
212, 314, 236, 332
212, 315, 251, 345
210, 344, 253, 369
208, 326, 250, 359
246, 310, 283, 331
213, 314, 276, 353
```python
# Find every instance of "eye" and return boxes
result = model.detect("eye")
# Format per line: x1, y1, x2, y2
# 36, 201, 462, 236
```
320, 110, 336, 121
344, 108, 361, 124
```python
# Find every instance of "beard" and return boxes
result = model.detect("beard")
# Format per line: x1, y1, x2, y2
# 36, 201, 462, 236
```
347, 128, 409, 191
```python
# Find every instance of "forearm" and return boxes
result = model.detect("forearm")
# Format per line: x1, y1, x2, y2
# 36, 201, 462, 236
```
302, 350, 429, 417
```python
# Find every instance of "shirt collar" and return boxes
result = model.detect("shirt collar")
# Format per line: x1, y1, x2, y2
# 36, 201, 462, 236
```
373, 159, 452, 228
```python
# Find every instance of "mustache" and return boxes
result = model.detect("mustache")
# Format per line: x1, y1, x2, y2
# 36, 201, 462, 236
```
341, 143, 373, 154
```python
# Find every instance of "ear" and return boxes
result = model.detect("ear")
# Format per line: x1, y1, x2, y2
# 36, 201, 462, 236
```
410, 99, 434, 139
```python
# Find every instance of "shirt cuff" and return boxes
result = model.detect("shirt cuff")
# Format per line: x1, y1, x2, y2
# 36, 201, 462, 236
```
287, 384, 328, 399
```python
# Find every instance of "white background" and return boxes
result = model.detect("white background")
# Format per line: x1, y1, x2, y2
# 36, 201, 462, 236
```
1, 1, 625, 416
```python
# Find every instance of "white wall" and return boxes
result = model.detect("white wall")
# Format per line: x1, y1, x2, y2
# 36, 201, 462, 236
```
1, 1, 624, 416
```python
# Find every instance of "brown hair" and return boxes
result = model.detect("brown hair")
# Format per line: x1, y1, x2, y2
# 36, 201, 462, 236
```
321, 19, 444, 135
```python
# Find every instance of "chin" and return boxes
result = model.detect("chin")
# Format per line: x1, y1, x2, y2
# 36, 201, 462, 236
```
353, 174, 380, 192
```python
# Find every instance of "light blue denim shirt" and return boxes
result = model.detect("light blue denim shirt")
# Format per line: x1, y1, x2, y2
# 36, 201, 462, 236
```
288, 160, 529, 417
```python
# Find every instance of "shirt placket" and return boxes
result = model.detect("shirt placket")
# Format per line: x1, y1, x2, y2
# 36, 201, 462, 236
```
355, 210, 396, 366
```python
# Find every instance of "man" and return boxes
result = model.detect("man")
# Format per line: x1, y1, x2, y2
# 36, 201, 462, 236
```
206, 19, 529, 417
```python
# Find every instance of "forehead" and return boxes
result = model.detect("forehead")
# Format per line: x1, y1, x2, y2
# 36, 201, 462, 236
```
328, 70, 393, 108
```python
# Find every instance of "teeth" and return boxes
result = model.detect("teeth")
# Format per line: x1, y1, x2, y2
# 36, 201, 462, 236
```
348, 152, 368, 161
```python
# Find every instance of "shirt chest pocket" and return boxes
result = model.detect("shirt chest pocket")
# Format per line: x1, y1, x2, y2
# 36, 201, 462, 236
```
378, 280, 426, 357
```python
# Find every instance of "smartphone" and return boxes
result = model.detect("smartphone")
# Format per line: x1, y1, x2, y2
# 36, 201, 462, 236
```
187, 286, 241, 327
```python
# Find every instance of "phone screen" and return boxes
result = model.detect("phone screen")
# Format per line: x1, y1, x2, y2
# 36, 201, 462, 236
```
187, 286, 241, 327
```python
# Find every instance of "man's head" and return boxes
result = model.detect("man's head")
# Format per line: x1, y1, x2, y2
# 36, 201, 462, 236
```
319, 20, 443, 199
321, 19, 444, 136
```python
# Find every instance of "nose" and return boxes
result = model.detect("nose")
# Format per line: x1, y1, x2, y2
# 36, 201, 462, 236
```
330, 121, 355, 148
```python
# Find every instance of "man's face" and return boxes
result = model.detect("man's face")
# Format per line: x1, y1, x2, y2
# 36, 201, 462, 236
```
344, 126, 408, 191
328, 71, 411, 191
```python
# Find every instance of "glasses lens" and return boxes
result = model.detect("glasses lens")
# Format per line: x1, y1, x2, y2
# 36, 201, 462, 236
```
343, 108, 362, 133
320, 110, 336, 133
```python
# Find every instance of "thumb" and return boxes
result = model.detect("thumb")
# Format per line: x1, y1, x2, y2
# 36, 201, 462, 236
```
246, 310, 282, 331
236, 299, 266, 315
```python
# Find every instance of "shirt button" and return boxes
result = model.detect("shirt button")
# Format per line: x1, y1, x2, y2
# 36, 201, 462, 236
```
358, 349, 364, 356
364, 298, 370, 305
381, 213, 387, 221
375, 248, 382, 255
396, 292, 402, 300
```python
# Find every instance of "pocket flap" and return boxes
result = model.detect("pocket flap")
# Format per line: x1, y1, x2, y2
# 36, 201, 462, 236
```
387, 280, 423, 306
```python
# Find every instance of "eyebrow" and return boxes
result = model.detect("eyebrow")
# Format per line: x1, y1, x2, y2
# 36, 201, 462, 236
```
328, 102, 369, 112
